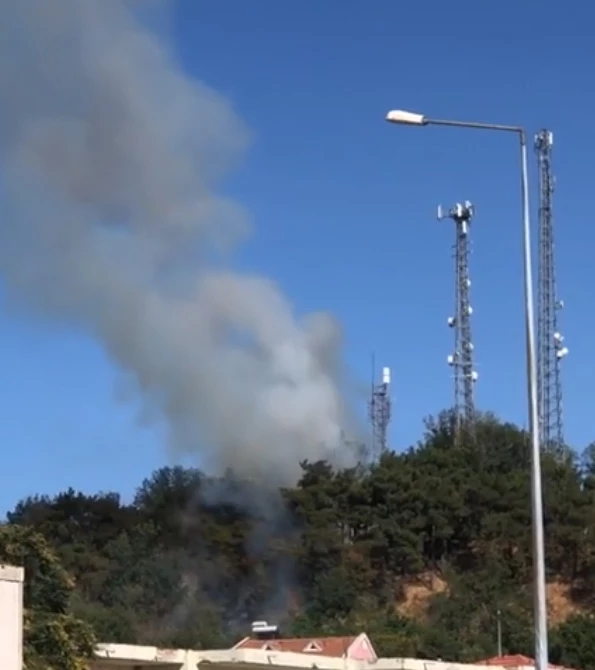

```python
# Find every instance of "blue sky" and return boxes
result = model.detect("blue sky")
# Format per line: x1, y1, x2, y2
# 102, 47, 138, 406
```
0, 0, 592, 514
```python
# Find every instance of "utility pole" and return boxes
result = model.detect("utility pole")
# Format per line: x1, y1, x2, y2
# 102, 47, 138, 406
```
535, 130, 567, 451
439, 201, 478, 445
386, 108, 549, 670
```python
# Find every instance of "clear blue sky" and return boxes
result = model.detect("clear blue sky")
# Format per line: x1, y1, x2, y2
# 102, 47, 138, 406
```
0, 0, 592, 515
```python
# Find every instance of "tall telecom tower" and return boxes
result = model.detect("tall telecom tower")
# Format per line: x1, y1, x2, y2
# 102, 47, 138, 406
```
369, 362, 392, 458
438, 201, 478, 442
535, 129, 568, 449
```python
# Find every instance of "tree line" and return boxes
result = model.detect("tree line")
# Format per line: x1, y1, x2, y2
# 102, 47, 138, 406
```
4, 411, 595, 669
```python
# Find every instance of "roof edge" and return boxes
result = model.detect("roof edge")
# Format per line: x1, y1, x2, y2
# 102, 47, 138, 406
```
347, 633, 378, 660
231, 636, 251, 650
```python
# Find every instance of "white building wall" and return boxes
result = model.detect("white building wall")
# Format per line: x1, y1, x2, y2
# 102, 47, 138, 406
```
0, 564, 24, 670
92, 643, 546, 670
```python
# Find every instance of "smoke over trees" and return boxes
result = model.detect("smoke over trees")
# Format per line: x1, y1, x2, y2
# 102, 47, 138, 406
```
0, 0, 356, 486
4, 413, 595, 666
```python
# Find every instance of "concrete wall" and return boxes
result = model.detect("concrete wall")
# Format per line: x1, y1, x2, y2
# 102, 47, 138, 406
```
93, 642, 193, 668
91, 644, 551, 670
0, 564, 24, 670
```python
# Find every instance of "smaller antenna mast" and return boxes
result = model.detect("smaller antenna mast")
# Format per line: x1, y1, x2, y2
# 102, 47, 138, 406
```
368, 359, 392, 458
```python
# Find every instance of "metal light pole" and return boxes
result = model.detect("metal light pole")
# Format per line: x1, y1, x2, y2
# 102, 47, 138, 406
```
385, 109, 548, 670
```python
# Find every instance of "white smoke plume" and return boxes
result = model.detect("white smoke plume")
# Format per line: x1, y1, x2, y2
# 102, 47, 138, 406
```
0, 0, 356, 485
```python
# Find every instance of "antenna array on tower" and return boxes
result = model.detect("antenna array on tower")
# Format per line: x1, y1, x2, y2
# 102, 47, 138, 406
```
438, 201, 478, 444
535, 130, 567, 450
369, 360, 392, 458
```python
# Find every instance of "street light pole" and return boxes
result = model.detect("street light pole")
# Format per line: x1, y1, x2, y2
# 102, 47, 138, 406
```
385, 109, 548, 670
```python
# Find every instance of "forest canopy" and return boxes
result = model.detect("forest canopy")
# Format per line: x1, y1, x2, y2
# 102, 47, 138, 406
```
3, 411, 595, 668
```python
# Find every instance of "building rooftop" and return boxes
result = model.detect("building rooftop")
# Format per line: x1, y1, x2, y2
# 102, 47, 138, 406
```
94, 643, 569, 670
234, 634, 373, 658
479, 655, 569, 669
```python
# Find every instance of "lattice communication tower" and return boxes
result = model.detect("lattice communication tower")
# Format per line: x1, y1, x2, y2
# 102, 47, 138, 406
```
369, 361, 392, 458
438, 201, 478, 443
535, 129, 567, 450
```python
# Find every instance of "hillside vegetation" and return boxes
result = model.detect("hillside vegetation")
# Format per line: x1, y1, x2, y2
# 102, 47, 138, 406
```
4, 411, 595, 669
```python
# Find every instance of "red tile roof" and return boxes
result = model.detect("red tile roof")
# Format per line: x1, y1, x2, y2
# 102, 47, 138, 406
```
479, 655, 570, 669
481, 656, 535, 666
234, 636, 357, 657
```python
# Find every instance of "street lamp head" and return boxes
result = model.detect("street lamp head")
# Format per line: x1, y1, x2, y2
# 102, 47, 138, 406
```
385, 109, 427, 126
